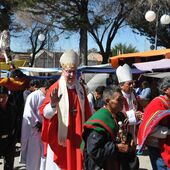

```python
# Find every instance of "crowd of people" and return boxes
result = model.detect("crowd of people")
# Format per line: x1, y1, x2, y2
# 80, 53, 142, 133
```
0, 49, 169, 170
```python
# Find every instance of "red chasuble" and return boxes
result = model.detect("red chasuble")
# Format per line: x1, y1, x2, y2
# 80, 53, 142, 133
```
137, 95, 170, 168
40, 80, 92, 170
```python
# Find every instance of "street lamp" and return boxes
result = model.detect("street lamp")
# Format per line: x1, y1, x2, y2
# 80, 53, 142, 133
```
38, 33, 45, 42
38, 33, 46, 68
145, 10, 170, 50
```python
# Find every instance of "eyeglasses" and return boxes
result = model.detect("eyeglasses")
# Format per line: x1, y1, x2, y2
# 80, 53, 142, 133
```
125, 81, 133, 86
64, 69, 76, 75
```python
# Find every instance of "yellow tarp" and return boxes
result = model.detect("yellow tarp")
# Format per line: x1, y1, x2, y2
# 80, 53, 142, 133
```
0, 59, 27, 70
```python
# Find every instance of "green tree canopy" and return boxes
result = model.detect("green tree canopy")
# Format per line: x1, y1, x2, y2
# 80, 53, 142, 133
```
111, 43, 138, 56
127, 0, 170, 49
1, 0, 148, 66
13, 0, 139, 64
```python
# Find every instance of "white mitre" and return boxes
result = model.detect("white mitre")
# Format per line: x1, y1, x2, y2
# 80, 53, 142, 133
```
116, 64, 132, 83
60, 49, 79, 69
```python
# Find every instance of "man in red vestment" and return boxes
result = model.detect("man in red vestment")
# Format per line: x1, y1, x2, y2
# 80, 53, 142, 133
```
39, 49, 92, 170
138, 77, 170, 170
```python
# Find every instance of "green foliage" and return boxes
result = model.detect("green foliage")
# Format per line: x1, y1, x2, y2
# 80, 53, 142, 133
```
0, 0, 142, 65
111, 43, 138, 56
88, 48, 98, 53
0, 0, 41, 30
12, 0, 40, 8
0, 1, 12, 30
127, 0, 170, 48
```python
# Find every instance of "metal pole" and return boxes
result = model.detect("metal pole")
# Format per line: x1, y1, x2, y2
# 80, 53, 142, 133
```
154, 6, 161, 50
154, 17, 158, 50
47, 32, 49, 68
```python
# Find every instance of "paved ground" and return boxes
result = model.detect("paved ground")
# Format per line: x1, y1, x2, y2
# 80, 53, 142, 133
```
138, 150, 152, 170
0, 143, 152, 170
0, 143, 26, 170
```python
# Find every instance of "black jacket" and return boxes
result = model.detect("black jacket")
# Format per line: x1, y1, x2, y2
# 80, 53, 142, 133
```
83, 129, 119, 170
83, 111, 139, 170
0, 101, 19, 155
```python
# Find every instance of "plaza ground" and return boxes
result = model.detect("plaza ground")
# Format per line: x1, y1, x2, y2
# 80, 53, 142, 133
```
0, 143, 152, 170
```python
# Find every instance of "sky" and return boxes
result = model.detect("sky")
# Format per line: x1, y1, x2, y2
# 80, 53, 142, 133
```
10, 25, 151, 53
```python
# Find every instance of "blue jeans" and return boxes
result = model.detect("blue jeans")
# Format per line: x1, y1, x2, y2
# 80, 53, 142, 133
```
147, 146, 170, 170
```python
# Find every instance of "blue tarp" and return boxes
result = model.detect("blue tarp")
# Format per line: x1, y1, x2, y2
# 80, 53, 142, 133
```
1, 64, 146, 79
77, 66, 145, 74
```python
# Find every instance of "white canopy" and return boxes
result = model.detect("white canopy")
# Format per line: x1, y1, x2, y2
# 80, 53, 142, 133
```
19, 67, 62, 73
133, 59, 170, 71
142, 72, 170, 78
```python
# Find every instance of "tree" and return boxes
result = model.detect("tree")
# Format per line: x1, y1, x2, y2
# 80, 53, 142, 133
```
87, 0, 138, 63
14, 10, 61, 66
111, 43, 138, 56
88, 48, 98, 54
25, 0, 139, 64
4, 0, 88, 65
28, 0, 89, 65
127, 0, 170, 49
0, 1, 61, 67
0, 1, 11, 31
0, 1, 36, 31
0, 0, 140, 65
29, 25, 47, 67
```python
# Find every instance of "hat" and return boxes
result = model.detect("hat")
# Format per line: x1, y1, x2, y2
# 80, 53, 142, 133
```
0, 86, 8, 94
60, 49, 79, 69
116, 64, 132, 83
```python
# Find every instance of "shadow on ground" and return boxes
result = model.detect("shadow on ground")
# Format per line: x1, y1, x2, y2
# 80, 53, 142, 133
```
140, 149, 149, 156
14, 165, 26, 170
15, 145, 21, 157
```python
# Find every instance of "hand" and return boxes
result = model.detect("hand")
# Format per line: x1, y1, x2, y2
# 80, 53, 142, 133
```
50, 88, 62, 108
135, 111, 143, 120
124, 118, 129, 125
35, 122, 42, 132
117, 143, 129, 153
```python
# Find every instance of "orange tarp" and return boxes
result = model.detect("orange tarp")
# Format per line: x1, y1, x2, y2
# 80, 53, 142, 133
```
0, 78, 29, 91
110, 49, 170, 68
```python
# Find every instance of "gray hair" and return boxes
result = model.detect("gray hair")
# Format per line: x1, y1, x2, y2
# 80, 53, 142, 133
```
103, 85, 122, 103
158, 77, 170, 94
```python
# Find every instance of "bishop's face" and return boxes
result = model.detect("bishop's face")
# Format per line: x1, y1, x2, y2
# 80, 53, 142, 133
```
121, 81, 134, 94
63, 67, 77, 85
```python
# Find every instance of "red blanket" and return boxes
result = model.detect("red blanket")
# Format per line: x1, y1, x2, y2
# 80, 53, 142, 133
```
137, 96, 170, 167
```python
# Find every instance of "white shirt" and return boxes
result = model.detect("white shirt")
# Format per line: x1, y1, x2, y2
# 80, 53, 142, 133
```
20, 89, 46, 170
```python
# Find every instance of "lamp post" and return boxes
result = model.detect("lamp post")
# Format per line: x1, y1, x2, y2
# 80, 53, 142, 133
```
145, 10, 170, 50
38, 33, 45, 42
38, 33, 46, 68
